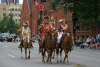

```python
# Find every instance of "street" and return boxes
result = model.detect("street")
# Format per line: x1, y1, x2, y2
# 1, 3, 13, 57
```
0, 42, 100, 67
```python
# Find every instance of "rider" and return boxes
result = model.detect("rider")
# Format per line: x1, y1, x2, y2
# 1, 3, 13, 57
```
47, 16, 56, 32
39, 16, 49, 50
60, 19, 69, 33
41, 16, 49, 42
57, 19, 69, 44
21, 21, 31, 43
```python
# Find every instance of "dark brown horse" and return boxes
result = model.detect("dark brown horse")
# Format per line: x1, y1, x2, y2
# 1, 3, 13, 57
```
41, 30, 57, 63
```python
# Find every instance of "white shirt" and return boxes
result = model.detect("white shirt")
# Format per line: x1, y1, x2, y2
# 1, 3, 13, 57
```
57, 31, 63, 43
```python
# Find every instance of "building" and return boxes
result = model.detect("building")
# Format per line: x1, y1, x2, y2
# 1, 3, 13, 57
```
8, 4, 22, 23
0, 4, 8, 20
1, 0, 19, 4
0, 3, 22, 23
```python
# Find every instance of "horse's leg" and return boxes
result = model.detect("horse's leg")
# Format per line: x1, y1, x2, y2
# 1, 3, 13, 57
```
63, 49, 69, 64
28, 48, 30, 59
46, 50, 49, 63
21, 47, 23, 54
52, 49, 55, 59
20, 47, 23, 58
60, 48, 63, 63
46, 49, 51, 63
25, 48, 27, 59
56, 48, 59, 63
42, 48, 45, 63
50, 49, 53, 64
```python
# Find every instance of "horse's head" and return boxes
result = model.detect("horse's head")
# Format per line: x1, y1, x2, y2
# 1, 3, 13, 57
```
63, 32, 72, 43
46, 30, 57, 40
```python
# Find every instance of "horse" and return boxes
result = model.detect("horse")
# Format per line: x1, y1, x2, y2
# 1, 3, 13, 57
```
18, 26, 32, 59
61, 32, 73, 63
41, 30, 57, 63
56, 30, 64, 63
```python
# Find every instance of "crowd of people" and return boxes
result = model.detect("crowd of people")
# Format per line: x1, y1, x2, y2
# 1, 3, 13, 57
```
75, 33, 100, 49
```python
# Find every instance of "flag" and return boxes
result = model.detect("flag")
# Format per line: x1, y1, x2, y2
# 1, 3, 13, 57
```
33, 0, 46, 35
20, 0, 30, 26
31, 0, 39, 36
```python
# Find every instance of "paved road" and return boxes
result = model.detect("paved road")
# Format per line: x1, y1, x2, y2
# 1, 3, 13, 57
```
0, 42, 100, 67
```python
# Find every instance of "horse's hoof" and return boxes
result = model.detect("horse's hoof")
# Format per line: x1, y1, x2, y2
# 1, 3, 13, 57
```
57, 60, 59, 63
52, 57, 54, 59
67, 61, 69, 64
50, 62, 52, 64
60, 60, 62, 63
42, 60, 45, 63
46, 60, 49, 63
28, 56, 30, 59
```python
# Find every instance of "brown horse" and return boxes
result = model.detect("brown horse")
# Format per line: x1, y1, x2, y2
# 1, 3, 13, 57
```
18, 26, 32, 59
61, 33, 73, 63
41, 30, 57, 63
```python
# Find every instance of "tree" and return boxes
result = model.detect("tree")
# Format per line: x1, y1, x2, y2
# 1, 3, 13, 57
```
0, 13, 19, 33
74, 0, 100, 31
7, 14, 18, 34
0, 13, 9, 32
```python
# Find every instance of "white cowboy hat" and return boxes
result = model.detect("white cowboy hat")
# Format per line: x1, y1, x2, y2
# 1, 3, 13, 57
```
58, 19, 65, 23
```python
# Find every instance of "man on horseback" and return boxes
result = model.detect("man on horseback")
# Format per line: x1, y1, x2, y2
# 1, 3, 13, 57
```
57, 19, 69, 45
22, 21, 31, 44
18, 21, 32, 59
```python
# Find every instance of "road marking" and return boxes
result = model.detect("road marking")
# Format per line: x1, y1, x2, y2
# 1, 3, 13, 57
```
8, 54, 16, 58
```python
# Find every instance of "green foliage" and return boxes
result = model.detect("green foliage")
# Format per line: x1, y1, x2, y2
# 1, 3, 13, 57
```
51, 0, 61, 10
74, 0, 100, 30
0, 13, 19, 33
0, 14, 9, 32
8, 14, 18, 33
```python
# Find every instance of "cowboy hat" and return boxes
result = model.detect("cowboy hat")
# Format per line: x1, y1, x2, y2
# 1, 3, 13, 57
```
58, 19, 65, 23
